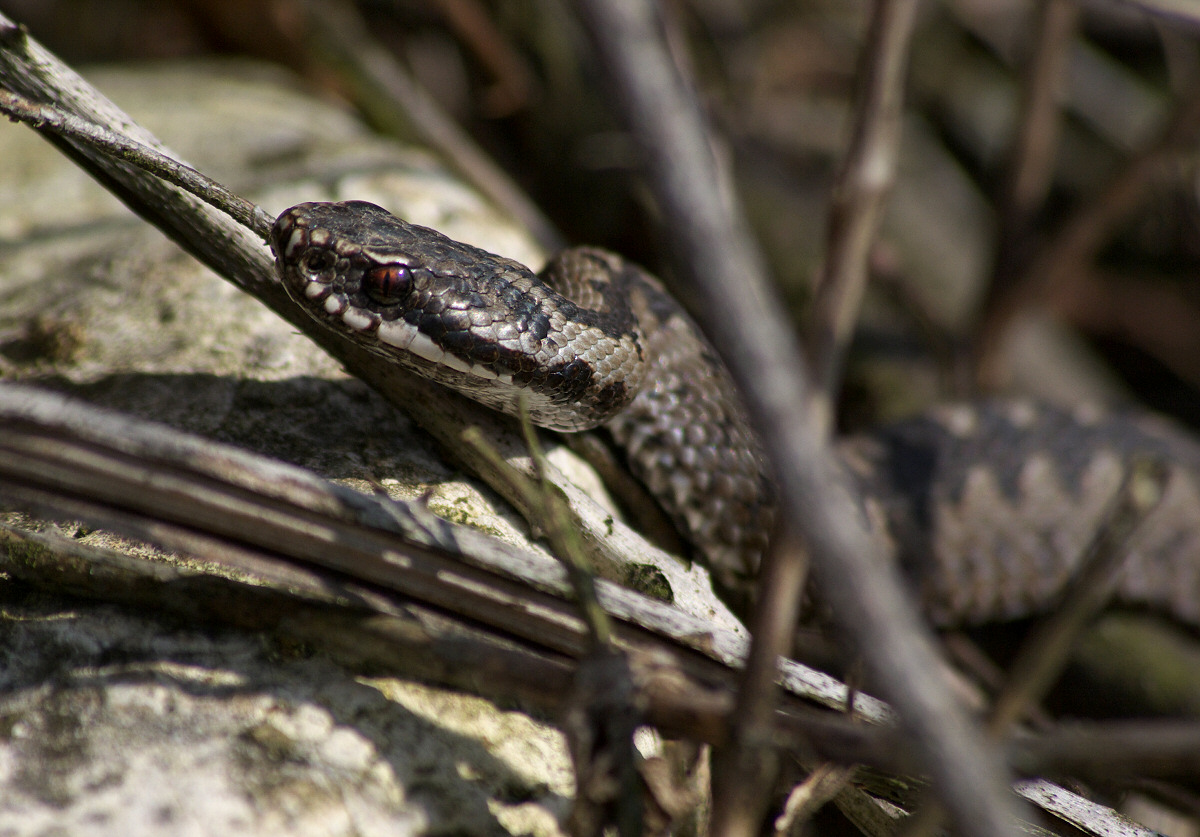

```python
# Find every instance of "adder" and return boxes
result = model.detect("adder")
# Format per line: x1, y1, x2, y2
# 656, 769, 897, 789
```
271, 199, 1200, 628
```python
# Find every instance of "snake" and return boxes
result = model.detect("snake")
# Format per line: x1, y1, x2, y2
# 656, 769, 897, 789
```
271, 200, 1200, 627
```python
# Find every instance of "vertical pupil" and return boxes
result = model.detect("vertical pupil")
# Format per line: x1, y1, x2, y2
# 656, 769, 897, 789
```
365, 264, 411, 304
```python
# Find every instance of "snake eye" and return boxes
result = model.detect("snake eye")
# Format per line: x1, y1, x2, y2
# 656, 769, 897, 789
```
300, 250, 337, 275
364, 264, 412, 306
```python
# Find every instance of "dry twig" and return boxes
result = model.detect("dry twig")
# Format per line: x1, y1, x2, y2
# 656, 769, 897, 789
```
0, 88, 273, 237
805, 0, 921, 426
988, 0, 1079, 304
0, 381, 889, 738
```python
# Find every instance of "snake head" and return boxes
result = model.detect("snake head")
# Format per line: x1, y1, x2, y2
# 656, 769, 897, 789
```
272, 201, 419, 294
269, 201, 645, 431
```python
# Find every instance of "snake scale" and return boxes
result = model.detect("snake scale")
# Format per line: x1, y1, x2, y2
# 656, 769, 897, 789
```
272, 200, 1200, 628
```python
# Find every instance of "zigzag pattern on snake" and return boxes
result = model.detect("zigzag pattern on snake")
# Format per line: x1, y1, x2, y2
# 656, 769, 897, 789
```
271, 200, 1200, 627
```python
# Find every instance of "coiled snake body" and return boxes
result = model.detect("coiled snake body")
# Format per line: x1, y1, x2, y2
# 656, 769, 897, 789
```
272, 201, 1200, 627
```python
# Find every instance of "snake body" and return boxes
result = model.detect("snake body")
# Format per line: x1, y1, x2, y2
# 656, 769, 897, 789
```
271, 201, 772, 587
272, 201, 1200, 627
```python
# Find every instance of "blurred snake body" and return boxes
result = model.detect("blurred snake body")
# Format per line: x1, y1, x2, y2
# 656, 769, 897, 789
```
272, 201, 1200, 627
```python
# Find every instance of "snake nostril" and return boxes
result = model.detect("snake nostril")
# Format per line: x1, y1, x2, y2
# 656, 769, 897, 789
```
300, 250, 337, 275
364, 264, 412, 306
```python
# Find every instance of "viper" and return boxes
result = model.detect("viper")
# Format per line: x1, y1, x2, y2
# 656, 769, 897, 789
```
271, 200, 1200, 627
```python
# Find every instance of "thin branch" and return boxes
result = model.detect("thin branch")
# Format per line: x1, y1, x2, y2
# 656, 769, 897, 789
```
709, 529, 810, 835
1005, 0, 1079, 229
2, 518, 913, 774
0, 520, 581, 714
0, 21, 276, 301
464, 416, 613, 649
0, 381, 892, 727
804, 0, 921, 428
1011, 720, 1200, 779
989, 0, 1079, 296
0, 87, 274, 238
0, 513, 910, 765
572, 2, 1021, 836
